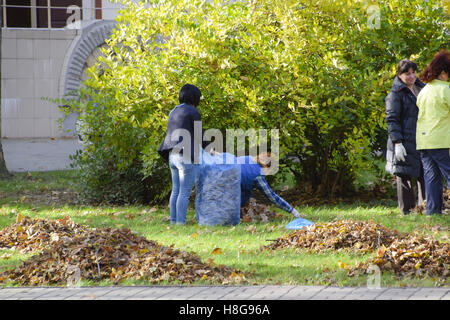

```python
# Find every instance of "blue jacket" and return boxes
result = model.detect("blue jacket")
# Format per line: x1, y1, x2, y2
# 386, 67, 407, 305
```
237, 156, 262, 190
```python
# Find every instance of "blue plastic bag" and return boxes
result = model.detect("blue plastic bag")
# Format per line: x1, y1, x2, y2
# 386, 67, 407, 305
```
285, 218, 314, 230
195, 151, 241, 226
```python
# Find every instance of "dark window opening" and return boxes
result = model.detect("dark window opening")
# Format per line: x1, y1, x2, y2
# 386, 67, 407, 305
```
36, 0, 48, 28
50, 0, 82, 28
5, 0, 31, 28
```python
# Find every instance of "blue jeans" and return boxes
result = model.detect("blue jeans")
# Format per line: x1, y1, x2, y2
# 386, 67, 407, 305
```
420, 149, 450, 215
169, 152, 199, 224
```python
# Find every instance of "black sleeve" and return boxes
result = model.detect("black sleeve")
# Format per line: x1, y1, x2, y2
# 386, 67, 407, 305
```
385, 91, 404, 144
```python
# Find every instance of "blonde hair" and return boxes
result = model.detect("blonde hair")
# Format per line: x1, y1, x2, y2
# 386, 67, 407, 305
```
254, 152, 273, 168
252, 152, 278, 175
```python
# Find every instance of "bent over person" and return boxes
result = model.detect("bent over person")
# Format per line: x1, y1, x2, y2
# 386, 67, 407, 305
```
237, 153, 301, 218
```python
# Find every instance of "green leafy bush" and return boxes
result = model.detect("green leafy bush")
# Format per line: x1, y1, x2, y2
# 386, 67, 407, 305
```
64, 0, 448, 204
70, 144, 171, 205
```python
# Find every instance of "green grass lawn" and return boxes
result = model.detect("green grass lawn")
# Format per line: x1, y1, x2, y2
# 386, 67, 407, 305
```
0, 170, 448, 287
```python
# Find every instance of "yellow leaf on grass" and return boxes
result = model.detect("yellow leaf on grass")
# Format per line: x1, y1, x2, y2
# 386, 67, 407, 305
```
338, 261, 348, 269
192, 233, 198, 238
16, 214, 24, 223
211, 248, 223, 255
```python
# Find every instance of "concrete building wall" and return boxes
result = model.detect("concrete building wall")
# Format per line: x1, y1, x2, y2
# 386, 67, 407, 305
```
1, 29, 80, 138
0, 0, 129, 138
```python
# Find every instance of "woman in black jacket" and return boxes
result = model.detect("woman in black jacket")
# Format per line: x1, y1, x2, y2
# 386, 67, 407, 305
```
385, 59, 426, 214
158, 84, 205, 224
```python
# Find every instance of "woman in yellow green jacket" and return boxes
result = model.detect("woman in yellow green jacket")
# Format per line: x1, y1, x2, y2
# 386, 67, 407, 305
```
416, 49, 450, 215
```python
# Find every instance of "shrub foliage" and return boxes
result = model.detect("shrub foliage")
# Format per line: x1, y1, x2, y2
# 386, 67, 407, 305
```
65, 0, 449, 204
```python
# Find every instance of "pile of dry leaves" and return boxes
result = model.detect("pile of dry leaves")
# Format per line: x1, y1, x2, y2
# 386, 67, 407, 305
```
264, 220, 404, 253
411, 188, 450, 214
265, 219, 449, 279
0, 214, 89, 253
0, 216, 244, 286
352, 235, 450, 279
240, 198, 280, 223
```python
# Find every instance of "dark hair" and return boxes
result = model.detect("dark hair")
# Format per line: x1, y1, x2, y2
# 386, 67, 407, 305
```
179, 84, 202, 107
397, 59, 417, 75
419, 49, 450, 83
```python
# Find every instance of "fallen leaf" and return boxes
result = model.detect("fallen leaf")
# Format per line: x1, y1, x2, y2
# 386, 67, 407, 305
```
50, 233, 59, 242
211, 248, 223, 255
16, 214, 25, 224
1, 253, 12, 260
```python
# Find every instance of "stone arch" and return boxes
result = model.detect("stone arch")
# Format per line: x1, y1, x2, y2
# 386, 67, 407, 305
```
59, 20, 118, 136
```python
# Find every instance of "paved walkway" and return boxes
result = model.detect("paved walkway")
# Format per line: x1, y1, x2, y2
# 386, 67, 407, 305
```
2, 138, 82, 172
0, 285, 448, 300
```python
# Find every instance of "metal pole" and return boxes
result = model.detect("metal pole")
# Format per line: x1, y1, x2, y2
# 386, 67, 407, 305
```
31, 0, 37, 28
2, 0, 7, 28
47, 0, 51, 29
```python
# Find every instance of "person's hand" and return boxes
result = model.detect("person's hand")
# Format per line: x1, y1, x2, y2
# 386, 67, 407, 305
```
291, 208, 302, 218
394, 143, 407, 162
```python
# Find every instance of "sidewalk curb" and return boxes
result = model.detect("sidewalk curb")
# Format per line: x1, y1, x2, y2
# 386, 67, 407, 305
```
0, 285, 448, 300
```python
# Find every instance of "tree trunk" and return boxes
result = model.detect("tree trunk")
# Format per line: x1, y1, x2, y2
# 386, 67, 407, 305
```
0, 14, 12, 179
0, 142, 11, 178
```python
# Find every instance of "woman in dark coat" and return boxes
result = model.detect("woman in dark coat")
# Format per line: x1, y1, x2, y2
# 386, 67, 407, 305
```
385, 59, 426, 214
158, 84, 205, 224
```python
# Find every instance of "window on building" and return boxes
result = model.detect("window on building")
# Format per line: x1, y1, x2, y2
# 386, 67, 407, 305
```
3, 0, 89, 28
4, 0, 31, 28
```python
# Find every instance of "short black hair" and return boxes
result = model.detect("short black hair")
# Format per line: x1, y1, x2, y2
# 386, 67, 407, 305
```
179, 84, 202, 107
397, 59, 418, 75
